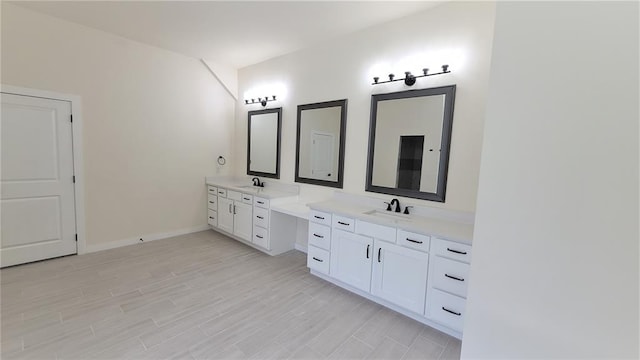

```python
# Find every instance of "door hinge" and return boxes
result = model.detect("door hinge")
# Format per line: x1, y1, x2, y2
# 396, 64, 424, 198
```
75, 234, 78, 242
73, 175, 76, 183
70, 114, 73, 123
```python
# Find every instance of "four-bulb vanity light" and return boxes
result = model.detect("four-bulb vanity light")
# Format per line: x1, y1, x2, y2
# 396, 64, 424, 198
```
245, 95, 277, 107
372, 64, 450, 86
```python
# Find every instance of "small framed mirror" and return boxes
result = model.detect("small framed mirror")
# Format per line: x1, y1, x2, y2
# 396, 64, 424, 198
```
247, 107, 282, 179
366, 85, 456, 202
295, 99, 347, 188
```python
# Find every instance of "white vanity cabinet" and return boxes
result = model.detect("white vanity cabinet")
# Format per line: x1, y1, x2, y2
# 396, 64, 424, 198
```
207, 186, 218, 227
306, 204, 473, 339
307, 210, 332, 274
252, 196, 270, 249
215, 189, 253, 242
371, 238, 429, 315
330, 229, 373, 292
425, 238, 472, 333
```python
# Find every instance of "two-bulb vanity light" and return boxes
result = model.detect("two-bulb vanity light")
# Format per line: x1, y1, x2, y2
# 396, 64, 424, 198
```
245, 95, 276, 107
372, 64, 450, 86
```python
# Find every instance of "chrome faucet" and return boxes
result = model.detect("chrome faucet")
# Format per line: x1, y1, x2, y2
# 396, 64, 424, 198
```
251, 177, 264, 187
389, 198, 401, 213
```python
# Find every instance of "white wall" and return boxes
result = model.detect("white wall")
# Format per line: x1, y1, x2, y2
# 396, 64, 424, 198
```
1, 4, 235, 249
235, 1, 496, 210
463, 2, 638, 358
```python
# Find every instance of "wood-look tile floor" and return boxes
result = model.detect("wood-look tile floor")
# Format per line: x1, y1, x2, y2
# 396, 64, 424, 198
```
1, 230, 461, 359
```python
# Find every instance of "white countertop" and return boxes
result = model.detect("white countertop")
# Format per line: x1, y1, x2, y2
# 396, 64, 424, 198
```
308, 200, 474, 245
206, 178, 298, 200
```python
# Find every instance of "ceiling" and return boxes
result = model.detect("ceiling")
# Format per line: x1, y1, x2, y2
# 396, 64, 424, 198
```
11, 1, 443, 69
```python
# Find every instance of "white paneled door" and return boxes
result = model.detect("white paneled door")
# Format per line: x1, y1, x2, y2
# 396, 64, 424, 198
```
1, 93, 77, 267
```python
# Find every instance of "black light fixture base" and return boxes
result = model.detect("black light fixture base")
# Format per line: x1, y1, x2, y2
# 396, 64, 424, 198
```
372, 65, 451, 86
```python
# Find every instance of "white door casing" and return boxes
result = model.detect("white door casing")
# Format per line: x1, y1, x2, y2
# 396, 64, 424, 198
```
1, 92, 77, 267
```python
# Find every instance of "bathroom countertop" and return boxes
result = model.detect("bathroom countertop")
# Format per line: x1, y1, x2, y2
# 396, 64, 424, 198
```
205, 178, 298, 200
308, 200, 474, 245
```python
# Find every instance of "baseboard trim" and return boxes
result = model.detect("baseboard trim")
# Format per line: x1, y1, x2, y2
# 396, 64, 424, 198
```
294, 243, 308, 253
85, 225, 210, 253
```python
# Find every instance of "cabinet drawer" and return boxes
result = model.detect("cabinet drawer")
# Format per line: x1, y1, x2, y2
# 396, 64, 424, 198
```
253, 226, 269, 249
207, 209, 217, 227
397, 230, 430, 253
227, 190, 241, 201
426, 288, 466, 333
241, 194, 253, 204
253, 207, 269, 228
217, 188, 227, 198
332, 214, 355, 232
254, 197, 269, 209
308, 222, 331, 250
207, 186, 218, 195
431, 256, 470, 298
307, 245, 330, 274
309, 210, 331, 226
432, 238, 472, 264
356, 220, 395, 243
207, 194, 218, 210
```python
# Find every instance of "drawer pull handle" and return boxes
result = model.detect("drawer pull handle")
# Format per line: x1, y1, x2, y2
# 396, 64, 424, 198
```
209, 216, 214, 219
257, 216, 264, 219
314, 215, 325, 220
377, 247, 382, 263
337, 221, 350, 226
447, 248, 467, 255
313, 233, 324, 238
366, 244, 370, 259
256, 235, 263, 239
312, 257, 323, 263
257, 201, 265, 205
209, 201, 215, 204
445, 274, 465, 282
442, 307, 461, 316
406, 238, 423, 244
244, 197, 250, 201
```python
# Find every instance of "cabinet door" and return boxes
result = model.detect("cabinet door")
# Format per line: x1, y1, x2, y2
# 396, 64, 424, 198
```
217, 197, 234, 234
330, 229, 373, 292
371, 240, 429, 314
233, 202, 253, 241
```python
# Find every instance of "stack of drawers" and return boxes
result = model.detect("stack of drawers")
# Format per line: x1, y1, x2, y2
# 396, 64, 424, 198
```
307, 209, 332, 274
252, 196, 270, 249
426, 238, 472, 332
207, 186, 218, 227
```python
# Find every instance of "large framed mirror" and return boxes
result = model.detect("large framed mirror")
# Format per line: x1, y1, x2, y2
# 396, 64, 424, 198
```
247, 107, 282, 179
366, 85, 456, 202
295, 99, 347, 188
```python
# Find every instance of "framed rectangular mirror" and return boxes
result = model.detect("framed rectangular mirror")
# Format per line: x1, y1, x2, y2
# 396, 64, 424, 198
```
247, 107, 282, 179
366, 85, 456, 202
295, 99, 347, 188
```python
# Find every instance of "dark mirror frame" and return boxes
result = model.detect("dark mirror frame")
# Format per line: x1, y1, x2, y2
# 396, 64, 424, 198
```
247, 107, 282, 179
365, 85, 456, 202
295, 99, 347, 188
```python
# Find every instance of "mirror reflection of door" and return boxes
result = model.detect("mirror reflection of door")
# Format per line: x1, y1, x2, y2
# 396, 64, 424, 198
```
396, 135, 424, 191
310, 131, 335, 181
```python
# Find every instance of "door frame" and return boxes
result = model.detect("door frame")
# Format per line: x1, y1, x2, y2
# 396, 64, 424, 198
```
1, 84, 87, 255
310, 130, 335, 181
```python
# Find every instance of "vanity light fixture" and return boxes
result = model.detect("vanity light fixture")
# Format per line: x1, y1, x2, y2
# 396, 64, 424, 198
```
244, 95, 277, 107
371, 65, 451, 86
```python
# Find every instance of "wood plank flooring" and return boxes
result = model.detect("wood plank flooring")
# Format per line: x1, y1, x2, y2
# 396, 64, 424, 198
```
1, 230, 461, 359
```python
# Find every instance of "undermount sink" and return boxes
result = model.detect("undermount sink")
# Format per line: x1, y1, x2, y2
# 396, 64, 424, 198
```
363, 209, 411, 222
